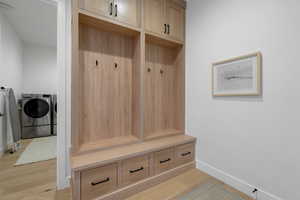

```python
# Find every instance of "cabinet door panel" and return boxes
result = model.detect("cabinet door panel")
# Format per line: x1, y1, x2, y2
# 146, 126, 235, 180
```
114, 0, 140, 27
166, 0, 185, 41
79, 0, 113, 18
144, 0, 165, 35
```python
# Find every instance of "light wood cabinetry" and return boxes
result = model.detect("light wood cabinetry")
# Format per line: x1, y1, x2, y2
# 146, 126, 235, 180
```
74, 15, 141, 154
71, 0, 189, 199
175, 143, 195, 166
80, 163, 118, 200
114, 0, 141, 27
79, 0, 113, 19
72, 136, 196, 200
79, 0, 140, 27
166, 0, 185, 41
154, 148, 175, 174
144, 0, 185, 42
144, 41, 184, 139
121, 155, 150, 186
144, 0, 165, 35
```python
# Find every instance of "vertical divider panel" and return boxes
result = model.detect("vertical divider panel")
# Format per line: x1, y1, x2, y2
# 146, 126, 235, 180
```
71, 0, 80, 154
139, 0, 146, 141
132, 33, 142, 140
175, 45, 185, 131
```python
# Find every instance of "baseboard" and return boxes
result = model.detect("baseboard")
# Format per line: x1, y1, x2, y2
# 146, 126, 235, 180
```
0, 146, 4, 158
196, 160, 283, 200
0, 146, 5, 158
57, 175, 70, 190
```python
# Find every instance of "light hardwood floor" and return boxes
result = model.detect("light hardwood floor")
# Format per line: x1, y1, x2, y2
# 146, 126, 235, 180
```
0, 139, 71, 200
0, 140, 252, 200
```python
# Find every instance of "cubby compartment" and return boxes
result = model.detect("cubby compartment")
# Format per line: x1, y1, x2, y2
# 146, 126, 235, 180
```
143, 35, 185, 140
73, 14, 142, 154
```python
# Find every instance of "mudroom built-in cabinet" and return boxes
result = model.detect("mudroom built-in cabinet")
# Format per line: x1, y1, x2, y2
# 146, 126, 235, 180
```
71, 0, 195, 200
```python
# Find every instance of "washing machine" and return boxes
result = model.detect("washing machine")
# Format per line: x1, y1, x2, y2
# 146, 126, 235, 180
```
51, 94, 57, 135
21, 94, 52, 139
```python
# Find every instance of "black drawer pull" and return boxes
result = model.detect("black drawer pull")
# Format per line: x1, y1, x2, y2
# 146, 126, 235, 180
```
109, 3, 113, 15
129, 166, 144, 173
91, 177, 110, 186
181, 152, 191, 157
115, 4, 118, 17
160, 158, 171, 164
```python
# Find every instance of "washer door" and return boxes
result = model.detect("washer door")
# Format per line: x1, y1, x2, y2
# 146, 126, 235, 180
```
24, 98, 50, 118
23, 98, 51, 127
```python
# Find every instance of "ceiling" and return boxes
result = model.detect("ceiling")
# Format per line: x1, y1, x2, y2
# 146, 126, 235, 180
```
0, 0, 57, 47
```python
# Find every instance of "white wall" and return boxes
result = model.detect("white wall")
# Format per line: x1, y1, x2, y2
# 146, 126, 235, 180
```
186, 1, 300, 200
0, 12, 23, 155
22, 43, 58, 94
0, 12, 23, 97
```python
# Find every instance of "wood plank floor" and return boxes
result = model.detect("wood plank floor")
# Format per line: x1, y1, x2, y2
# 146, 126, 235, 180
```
0, 140, 252, 200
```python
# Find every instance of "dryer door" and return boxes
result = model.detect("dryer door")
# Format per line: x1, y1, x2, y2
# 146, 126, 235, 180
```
22, 98, 51, 127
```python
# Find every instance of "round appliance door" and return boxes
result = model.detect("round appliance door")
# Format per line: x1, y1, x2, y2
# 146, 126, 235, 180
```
24, 98, 50, 119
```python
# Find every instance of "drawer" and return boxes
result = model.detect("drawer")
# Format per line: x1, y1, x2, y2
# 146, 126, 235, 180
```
121, 155, 150, 186
175, 143, 195, 166
81, 163, 118, 200
154, 148, 175, 174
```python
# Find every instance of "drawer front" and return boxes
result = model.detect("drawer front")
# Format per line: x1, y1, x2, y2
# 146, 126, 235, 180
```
121, 155, 150, 186
81, 163, 117, 200
154, 148, 175, 174
175, 143, 195, 166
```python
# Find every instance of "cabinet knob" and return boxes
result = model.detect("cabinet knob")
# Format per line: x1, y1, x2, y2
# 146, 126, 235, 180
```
147, 68, 151, 72
160, 69, 164, 74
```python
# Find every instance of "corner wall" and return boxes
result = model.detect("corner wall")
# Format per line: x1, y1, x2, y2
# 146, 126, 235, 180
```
0, 12, 23, 97
186, 1, 300, 200
0, 12, 23, 155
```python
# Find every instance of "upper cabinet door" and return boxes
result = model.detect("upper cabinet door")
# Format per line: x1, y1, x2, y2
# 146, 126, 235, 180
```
144, 0, 166, 35
79, 0, 114, 18
166, 0, 185, 41
114, 0, 141, 27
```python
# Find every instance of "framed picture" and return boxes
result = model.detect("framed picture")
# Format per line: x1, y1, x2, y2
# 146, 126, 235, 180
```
212, 52, 262, 96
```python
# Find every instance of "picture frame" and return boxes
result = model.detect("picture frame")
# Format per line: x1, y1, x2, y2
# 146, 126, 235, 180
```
212, 52, 262, 96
